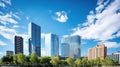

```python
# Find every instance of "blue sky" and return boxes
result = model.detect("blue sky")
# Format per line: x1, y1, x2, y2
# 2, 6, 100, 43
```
0, 0, 120, 58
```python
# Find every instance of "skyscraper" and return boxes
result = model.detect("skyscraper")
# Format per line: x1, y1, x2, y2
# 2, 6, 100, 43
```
61, 43, 70, 57
15, 36, 23, 54
45, 33, 59, 56
28, 22, 41, 56
88, 44, 107, 60
61, 35, 81, 59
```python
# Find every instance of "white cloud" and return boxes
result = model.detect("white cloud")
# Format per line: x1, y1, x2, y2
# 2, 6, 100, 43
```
0, 1, 5, 8
3, 0, 11, 5
0, 40, 7, 46
72, 0, 120, 41
13, 25, 20, 28
0, 0, 11, 8
103, 41, 120, 48
26, 16, 29, 20
72, 0, 120, 48
0, 26, 17, 40
0, 13, 18, 25
54, 11, 68, 23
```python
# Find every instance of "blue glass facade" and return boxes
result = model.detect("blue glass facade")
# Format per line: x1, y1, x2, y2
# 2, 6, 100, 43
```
61, 43, 70, 57
15, 36, 23, 54
61, 35, 81, 59
28, 22, 41, 56
45, 33, 59, 56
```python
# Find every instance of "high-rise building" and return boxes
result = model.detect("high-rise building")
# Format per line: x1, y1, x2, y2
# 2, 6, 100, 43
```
15, 36, 23, 54
108, 51, 120, 64
45, 33, 59, 56
6, 51, 13, 56
28, 22, 41, 56
61, 43, 70, 57
61, 35, 81, 59
88, 44, 107, 60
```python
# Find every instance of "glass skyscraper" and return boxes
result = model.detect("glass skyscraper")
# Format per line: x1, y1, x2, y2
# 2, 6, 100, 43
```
15, 36, 23, 54
45, 33, 59, 56
28, 22, 41, 56
61, 35, 81, 59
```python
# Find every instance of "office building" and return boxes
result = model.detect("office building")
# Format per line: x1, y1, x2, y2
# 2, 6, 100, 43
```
61, 35, 81, 59
61, 43, 70, 57
108, 51, 120, 64
45, 33, 59, 56
6, 51, 13, 56
15, 36, 23, 54
88, 44, 107, 60
28, 22, 41, 56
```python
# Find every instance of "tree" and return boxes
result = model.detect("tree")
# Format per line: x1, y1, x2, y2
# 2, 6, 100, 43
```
50, 56, 60, 65
39, 56, 51, 65
13, 54, 18, 64
1, 55, 13, 64
82, 57, 88, 66
74, 58, 82, 66
59, 60, 67, 65
66, 57, 74, 65
17, 53, 25, 64
94, 57, 101, 66
25, 55, 30, 64
102, 57, 116, 66
30, 52, 38, 64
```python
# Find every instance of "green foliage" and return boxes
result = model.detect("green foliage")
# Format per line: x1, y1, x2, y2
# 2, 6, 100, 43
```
74, 58, 82, 66
66, 57, 74, 65
25, 55, 30, 64
0, 54, 119, 66
30, 52, 39, 64
50, 56, 60, 65
17, 53, 25, 64
1, 55, 13, 64
13, 54, 18, 64
94, 57, 101, 66
39, 56, 51, 65
59, 60, 67, 65
82, 57, 88, 66
101, 57, 118, 66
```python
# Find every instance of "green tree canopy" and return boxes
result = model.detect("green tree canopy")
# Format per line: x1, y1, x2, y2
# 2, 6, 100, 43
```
66, 57, 74, 65
74, 58, 82, 66
17, 53, 25, 65
30, 52, 39, 64
50, 56, 60, 65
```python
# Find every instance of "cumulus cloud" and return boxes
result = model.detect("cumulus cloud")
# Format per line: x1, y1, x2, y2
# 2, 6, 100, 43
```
54, 11, 68, 23
0, 40, 7, 46
72, 0, 120, 48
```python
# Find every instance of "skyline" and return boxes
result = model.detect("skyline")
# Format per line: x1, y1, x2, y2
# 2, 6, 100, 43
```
0, 0, 120, 58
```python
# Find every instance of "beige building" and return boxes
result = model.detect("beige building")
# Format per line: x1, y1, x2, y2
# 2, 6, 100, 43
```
88, 44, 107, 60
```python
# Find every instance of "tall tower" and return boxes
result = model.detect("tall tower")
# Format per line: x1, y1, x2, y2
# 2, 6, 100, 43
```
61, 35, 81, 59
15, 36, 23, 54
28, 22, 41, 56
45, 33, 59, 56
